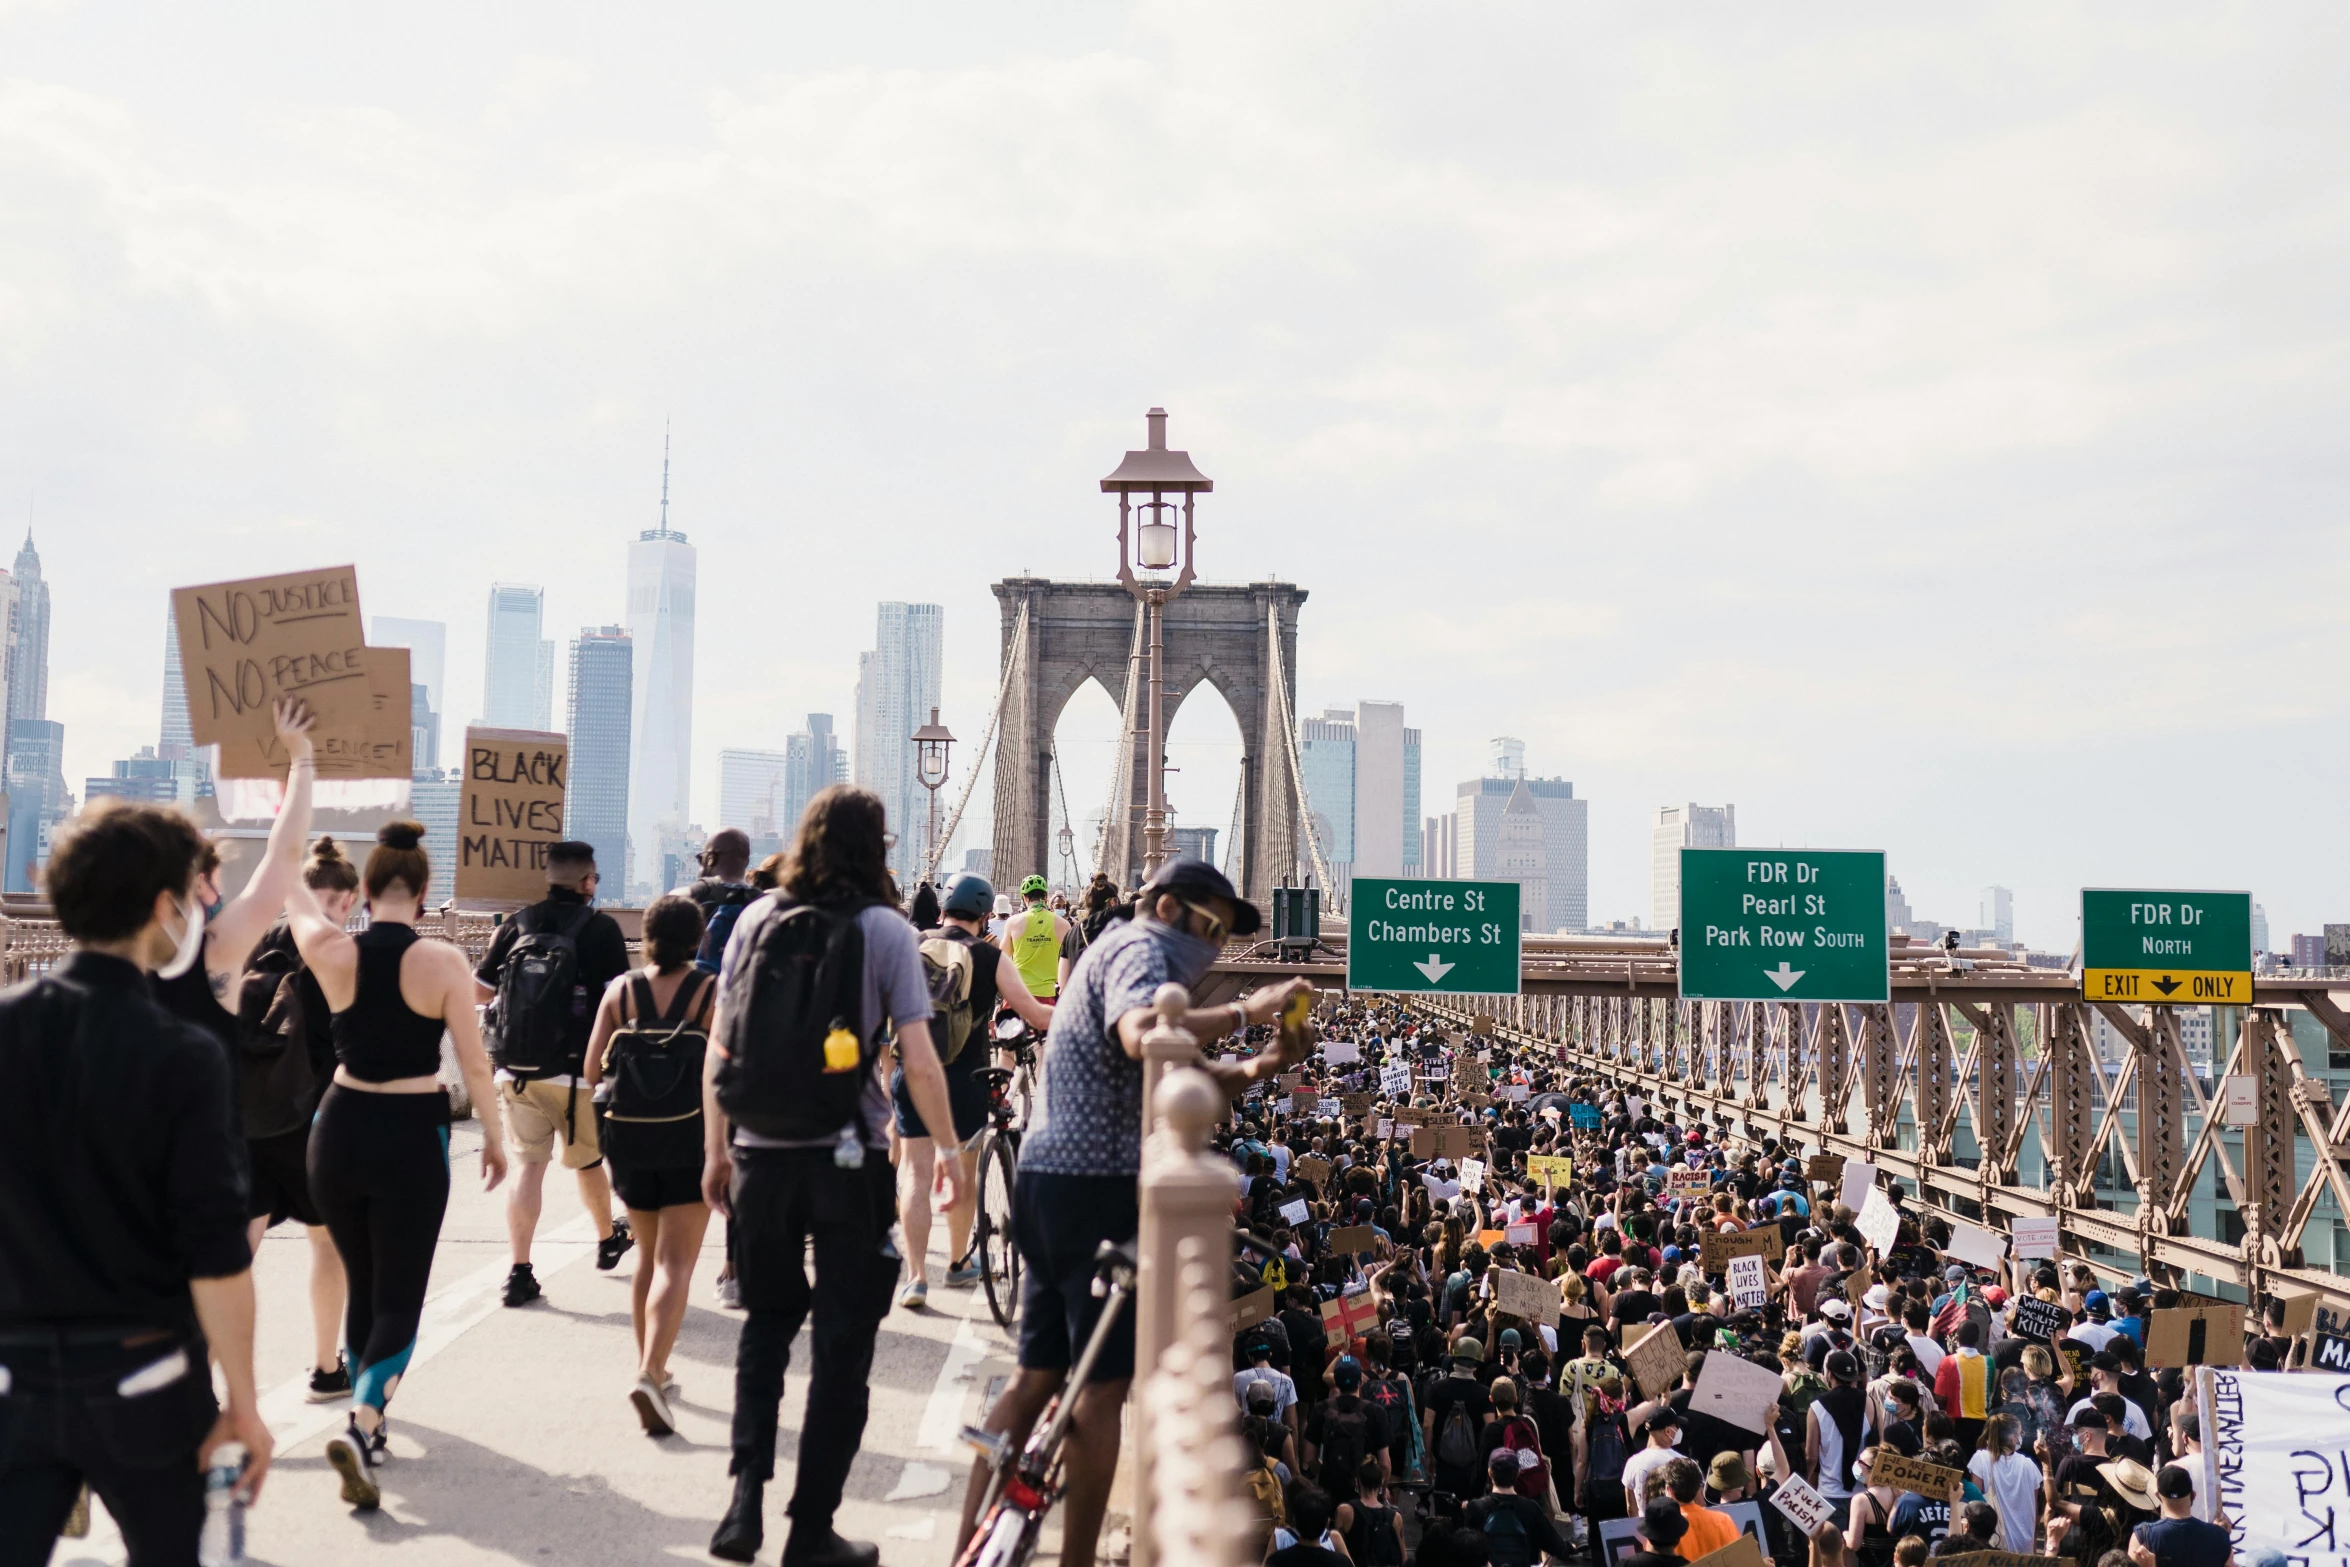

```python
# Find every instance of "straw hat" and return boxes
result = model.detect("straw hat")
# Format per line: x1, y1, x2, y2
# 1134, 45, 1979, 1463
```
2097, 1458, 2160, 1512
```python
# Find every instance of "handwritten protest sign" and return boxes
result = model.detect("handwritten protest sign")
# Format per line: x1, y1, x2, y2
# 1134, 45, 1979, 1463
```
1624, 1320, 1685, 1400
1807, 1154, 1846, 1187
1327, 1225, 1376, 1256
1839, 1159, 1879, 1213
1323, 1040, 1362, 1065
1683, 1526, 1766, 1567
1869, 1451, 1964, 1499
1392, 1107, 1435, 1127
1702, 1227, 1780, 1275
1690, 1346, 1784, 1433
2010, 1217, 2061, 1260
2010, 1297, 2069, 1343
1668, 1168, 1710, 1201
1228, 1286, 1275, 1332
1382, 1064, 1413, 1097
455, 727, 568, 906
1943, 1221, 2008, 1274
2148, 1305, 2244, 1367
1505, 1220, 1537, 1246
1292, 1156, 1330, 1187
1279, 1199, 1310, 1226
215, 644, 412, 780
1857, 1188, 1901, 1253
1458, 1157, 1487, 1193
1338, 1093, 1373, 1116
1935, 1554, 2065, 1567
1570, 1103, 1602, 1129
1493, 1267, 1560, 1327
1316, 1097, 1342, 1117
1769, 1474, 1837, 1536
1728, 1253, 1769, 1312
174, 566, 374, 749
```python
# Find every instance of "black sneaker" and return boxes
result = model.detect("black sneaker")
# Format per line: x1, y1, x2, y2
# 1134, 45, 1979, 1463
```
326, 1414, 383, 1511
503, 1263, 542, 1307
306, 1356, 352, 1403
709, 1475, 764, 1563
781, 1524, 881, 1567
596, 1222, 634, 1272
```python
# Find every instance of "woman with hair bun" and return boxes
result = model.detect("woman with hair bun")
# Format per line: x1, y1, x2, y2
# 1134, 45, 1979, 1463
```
287, 818, 507, 1512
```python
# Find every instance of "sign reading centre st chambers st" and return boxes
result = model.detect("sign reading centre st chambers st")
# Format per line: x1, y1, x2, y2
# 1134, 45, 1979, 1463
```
2081, 889, 2253, 1005
1679, 848, 1888, 1003
1348, 878, 1522, 996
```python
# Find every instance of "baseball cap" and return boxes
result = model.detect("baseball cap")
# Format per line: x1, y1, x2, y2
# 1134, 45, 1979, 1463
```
1819, 1298, 1851, 1321
1136, 859, 1263, 934
2156, 1464, 2196, 1502
2085, 1289, 2110, 1315
1245, 1382, 1277, 1414
1984, 1287, 2009, 1306
1639, 1407, 1683, 1436
1488, 1449, 1521, 1483
1945, 1265, 1967, 1282
1333, 1356, 1363, 1391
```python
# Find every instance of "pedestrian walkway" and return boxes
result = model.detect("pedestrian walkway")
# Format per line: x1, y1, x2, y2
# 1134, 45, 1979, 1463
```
53, 1116, 1018, 1566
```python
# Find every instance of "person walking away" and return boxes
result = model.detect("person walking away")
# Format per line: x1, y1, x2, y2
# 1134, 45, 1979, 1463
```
150, 701, 352, 1400
0, 802, 276, 1561
1465, 1451, 1575, 1567
473, 841, 634, 1306
291, 820, 506, 1509
583, 894, 717, 1436
2127, 1465, 2229, 1567
700, 784, 966, 1567
893, 872, 1055, 1306
684, 827, 759, 975
1964, 1413, 2042, 1552
1004, 874, 1069, 1001
1335, 1458, 1405, 1567
953, 857, 1312, 1567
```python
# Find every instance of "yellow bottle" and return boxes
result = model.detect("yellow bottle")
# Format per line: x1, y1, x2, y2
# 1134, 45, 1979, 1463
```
823, 1022, 860, 1073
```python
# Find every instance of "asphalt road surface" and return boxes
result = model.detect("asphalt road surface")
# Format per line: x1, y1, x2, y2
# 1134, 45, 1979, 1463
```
54, 1116, 1043, 1566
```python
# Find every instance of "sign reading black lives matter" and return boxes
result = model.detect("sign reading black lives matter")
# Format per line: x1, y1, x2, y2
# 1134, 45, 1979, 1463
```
456, 727, 568, 907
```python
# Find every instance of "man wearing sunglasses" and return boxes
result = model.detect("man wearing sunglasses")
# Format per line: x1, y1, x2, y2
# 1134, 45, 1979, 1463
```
955, 858, 1314, 1567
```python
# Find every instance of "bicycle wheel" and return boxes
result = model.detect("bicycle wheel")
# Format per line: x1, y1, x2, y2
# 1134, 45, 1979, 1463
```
980, 1129, 1022, 1331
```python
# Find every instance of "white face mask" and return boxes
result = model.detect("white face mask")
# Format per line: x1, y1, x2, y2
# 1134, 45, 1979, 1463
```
156, 890, 206, 980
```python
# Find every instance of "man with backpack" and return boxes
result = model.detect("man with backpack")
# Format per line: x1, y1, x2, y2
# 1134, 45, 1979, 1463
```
1307, 1357, 1392, 1495
683, 827, 760, 974
1464, 1450, 1575, 1567
474, 840, 636, 1307
1425, 1335, 1496, 1501
700, 784, 965, 1567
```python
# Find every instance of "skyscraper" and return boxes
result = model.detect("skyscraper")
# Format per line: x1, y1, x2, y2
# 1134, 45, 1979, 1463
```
1352, 701, 1411, 880
627, 438, 697, 897
785, 714, 842, 831
5, 718, 67, 893
1453, 746, 1586, 932
483, 584, 554, 731
852, 604, 943, 883
373, 616, 448, 769
1401, 725, 1422, 876
1978, 885, 2015, 945
6, 534, 48, 776
1299, 708, 1357, 888
159, 608, 192, 760
568, 626, 633, 898
719, 748, 792, 838
1652, 803, 1737, 934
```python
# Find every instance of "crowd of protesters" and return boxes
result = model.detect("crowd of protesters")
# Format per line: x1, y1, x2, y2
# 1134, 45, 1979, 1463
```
1211, 998, 2266, 1567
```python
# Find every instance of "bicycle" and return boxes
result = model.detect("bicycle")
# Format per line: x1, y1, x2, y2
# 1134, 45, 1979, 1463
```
955, 1240, 1136, 1567
967, 1010, 1038, 1331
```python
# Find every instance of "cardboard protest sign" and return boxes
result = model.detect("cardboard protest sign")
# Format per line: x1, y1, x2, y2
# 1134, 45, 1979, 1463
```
1668, 1168, 1710, 1201
1292, 1156, 1330, 1187
1314, 1096, 1342, 1117
1279, 1199, 1310, 1226
1327, 1225, 1376, 1256
173, 566, 374, 750
1856, 1188, 1901, 1253
1458, 1157, 1487, 1193
215, 643, 412, 780
2010, 1217, 2061, 1260
1322, 1040, 1362, 1065
1375, 1119, 1392, 1141
1683, 1528, 1767, 1567
1942, 1221, 2008, 1274
1624, 1320, 1685, 1400
1768, 1474, 1837, 1537
1278, 1072, 1306, 1094
2148, 1304, 2244, 1368
2276, 1289, 2320, 1339
2010, 1297, 2070, 1343
455, 727, 569, 906
1492, 1267, 1559, 1327
1463, 1092, 1492, 1110
1319, 1292, 1377, 1336
1393, 1107, 1435, 1127
1869, 1451, 1964, 1499
1702, 1227, 1780, 1275
1838, 1159, 1878, 1213
1471, 1014, 1493, 1035
1689, 1347, 1784, 1433
1228, 1286, 1275, 1332
1806, 1154, 1845, 1187
1935, 1554, 2065, 1567
1338, 1093, 1373, 1116
1414, 1125, 1483, 1160
1727, 1252, 1769, 1312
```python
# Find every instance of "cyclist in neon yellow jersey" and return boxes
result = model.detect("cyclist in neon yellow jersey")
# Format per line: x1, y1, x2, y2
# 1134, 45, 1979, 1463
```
1004, 875, 1070, 1000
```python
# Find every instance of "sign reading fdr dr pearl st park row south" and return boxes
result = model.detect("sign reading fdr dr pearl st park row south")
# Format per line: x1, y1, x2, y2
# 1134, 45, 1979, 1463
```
1678, 848, 1889, 1003
2080, 889, 2253, 1005
1348, 877, 1523, 996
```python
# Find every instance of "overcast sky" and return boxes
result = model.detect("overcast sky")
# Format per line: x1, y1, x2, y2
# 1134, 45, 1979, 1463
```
3, 2, 2343, 947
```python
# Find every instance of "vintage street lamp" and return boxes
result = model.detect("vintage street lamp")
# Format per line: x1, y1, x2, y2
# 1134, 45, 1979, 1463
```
1102, 407, 1210, 880
912, 707, 955, 882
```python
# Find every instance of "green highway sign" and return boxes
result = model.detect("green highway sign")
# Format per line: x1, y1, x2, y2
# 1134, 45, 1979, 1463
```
1678, 848, 1888, 1002
2081, 889, 2252, 1005
1348, 877, 1522, 996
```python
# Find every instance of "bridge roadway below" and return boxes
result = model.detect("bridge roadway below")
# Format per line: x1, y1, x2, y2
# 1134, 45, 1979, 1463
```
1195, 935, 2350, 1316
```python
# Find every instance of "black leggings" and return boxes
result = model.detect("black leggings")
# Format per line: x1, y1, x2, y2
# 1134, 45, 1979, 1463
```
308, 1086, 451, 1415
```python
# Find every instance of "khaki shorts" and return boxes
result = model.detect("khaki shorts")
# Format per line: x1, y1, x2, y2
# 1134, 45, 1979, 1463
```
503, 1079, 602, 1169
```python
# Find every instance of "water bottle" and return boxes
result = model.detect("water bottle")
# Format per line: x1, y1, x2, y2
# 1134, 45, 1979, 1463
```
198, 1441, 246, 1566
833, 1124, 865, 1170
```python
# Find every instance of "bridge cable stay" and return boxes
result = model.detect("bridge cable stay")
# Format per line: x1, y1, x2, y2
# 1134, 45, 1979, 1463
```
1264, 603, 1338, 902
1093, 600, 1147, 884
1219, 768, 1245, 885
1051, 745, 1087, 886
920, 603, 1029, 887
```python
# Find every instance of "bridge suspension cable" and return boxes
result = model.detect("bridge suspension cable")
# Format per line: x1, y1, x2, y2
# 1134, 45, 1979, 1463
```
921, 603, 1028, 887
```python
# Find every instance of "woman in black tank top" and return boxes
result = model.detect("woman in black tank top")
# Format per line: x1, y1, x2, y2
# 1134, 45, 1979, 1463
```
887, 873, 1059, 1308
288, 819, 505, 1513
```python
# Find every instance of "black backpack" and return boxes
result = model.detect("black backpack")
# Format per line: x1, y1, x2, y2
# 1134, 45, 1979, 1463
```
492, 903, 594, 1079
600, 971, 710, 1166
1317, 1395, 1374, 1493
712, 897, 875, 1141
692, 881, 758, 976
234, 927, 317, 1140
1473, 1496, 1535, 1567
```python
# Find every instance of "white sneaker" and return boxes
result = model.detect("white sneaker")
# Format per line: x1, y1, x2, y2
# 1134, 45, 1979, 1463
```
631, 1375, 676, 1436
897, 1277, 929, 1310
717, 1274, 743, 1310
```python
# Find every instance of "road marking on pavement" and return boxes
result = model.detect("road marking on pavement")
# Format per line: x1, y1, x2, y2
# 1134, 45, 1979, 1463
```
915, 1281, 994, 1453
58, 1217, 598, 1567
887, 1461, 954, 1501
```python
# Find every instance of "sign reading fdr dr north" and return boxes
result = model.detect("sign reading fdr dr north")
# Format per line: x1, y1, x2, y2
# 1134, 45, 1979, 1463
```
1679, 848, 1888, 1003
2081, 889, 2252, 1005
1348, 878, 1522, 996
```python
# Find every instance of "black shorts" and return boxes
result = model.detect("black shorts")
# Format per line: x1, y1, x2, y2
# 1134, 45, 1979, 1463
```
890, 1055, 990, 1145
1012, 1169, 1137, 1383
247, 1124, 322, 1227
611, 1162, 706, 1213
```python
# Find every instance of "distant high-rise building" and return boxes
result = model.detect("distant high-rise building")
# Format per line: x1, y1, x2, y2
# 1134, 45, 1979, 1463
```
6, 534, 48, 777
1651, 803, 1737, 935
1169, 825, 1219, 866
411, 768, 461, 878
409, 685, 437, 773
2250, 901, 2269, 957
1979, 885, 2015, 945
159, 608, 192, 761
1401, 725, 1422, 876
483, 584, 553, 731
852, 604, 943, 883
373, 616, 448, 770
1886, 875, 1914, 934
785, 714, 842, 834
5, 718, 68, 893
1424, 813, 1457, 879
627, 439, 697, 896
719, 748, 792, 840
86, 746, 201, 806
1299, 708, 1356, 889
1453, 754, 1586, 932
567, 626, 633, 899
2292, 933, 2327, 969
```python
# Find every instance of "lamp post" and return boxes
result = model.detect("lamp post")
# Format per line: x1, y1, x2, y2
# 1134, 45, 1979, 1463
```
912, 707, 955, 884
1103, 407, 1211, 882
